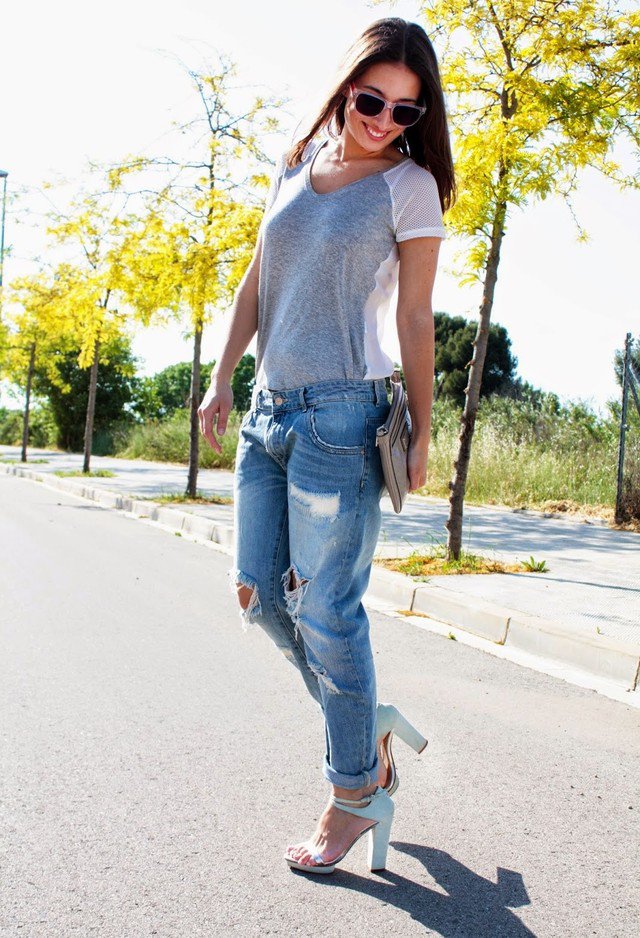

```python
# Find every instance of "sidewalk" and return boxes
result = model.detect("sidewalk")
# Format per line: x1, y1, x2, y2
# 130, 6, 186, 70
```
3, 445, 639, 697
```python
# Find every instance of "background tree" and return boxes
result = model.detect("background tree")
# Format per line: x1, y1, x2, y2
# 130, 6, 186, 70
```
375, 0, 640, 557
110, 54, 284, 496
133, 360, 215, 421
46, 186, 131, 471
1, 271, 71, 461
433, 311, 517, 405
33, 333, 138, 452
133, 353, 255, 421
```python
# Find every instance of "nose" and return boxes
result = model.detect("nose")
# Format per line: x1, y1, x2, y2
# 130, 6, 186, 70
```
377, 109, 396, 131
366, 107, 395, 134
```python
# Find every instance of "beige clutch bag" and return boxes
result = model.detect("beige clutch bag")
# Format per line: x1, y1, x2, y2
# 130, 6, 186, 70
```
375, 378, 411, 513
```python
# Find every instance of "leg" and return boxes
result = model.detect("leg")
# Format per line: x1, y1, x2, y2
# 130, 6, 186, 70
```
231, 412, 322, 709
283, 394, 390, 866
283, 396, 390, 787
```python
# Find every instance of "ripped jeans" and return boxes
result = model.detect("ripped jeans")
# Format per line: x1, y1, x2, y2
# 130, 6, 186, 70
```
230, 377, 391, 789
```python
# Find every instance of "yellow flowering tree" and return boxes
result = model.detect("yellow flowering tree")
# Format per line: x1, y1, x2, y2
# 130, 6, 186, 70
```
109, 54, 283, 496
1, 272, 70, 461
45, 183, 132, 471
377, 0, 640, 557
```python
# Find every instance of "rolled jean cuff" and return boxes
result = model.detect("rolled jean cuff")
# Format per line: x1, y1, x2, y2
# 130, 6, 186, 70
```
322, 753, 379, 789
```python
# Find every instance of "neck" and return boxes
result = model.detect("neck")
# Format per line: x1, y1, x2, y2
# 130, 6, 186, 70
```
332, 128, 401, 164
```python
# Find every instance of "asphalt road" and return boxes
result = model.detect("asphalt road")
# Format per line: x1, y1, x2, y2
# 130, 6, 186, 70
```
1, 474, 639, 937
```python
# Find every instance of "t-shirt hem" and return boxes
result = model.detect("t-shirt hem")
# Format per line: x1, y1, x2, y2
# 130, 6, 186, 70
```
396, 227, 447, 242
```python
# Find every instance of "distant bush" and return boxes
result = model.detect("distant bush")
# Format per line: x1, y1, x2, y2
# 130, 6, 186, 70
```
423, 391, 636, 511
0, 405, 58, 448
115, 408, 242, 470
110, 389, 640, 515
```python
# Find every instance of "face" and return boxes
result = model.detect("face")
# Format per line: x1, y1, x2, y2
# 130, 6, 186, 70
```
342, 61, 423, 155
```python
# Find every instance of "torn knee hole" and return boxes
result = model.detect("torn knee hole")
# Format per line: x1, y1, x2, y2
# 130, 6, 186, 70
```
281, 563, 311, 641
286, 570, 308, 593
307, 661, 341, 695
237, 583, 256, 611
228, 569, 262, 626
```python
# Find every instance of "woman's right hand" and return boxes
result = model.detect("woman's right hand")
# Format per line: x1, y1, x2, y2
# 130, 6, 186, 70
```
198, 378, 234, 454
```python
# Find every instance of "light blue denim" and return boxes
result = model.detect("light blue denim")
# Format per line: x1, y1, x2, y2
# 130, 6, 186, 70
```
230, 377, 391, 789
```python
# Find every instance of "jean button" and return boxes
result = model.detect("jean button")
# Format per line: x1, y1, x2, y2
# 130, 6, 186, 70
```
274, 396, 284, 405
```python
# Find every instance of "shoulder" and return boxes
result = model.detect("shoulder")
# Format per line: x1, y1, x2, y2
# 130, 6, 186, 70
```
387, 160, 446, 242
389, 159, 439, 199
272, 136, 324, 181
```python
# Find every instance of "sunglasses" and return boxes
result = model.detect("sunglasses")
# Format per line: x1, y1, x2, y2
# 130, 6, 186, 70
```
349, 81, 427, 128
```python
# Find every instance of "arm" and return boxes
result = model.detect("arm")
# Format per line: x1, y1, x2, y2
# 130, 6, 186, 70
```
198, 229, 263, 453
395, 235, 441, 491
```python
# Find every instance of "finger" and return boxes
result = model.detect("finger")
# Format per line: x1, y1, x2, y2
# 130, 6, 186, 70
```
204, 420, 222, 453
216, 408, 230, 437
200, 412, 219, 452
203, 428, 222, 453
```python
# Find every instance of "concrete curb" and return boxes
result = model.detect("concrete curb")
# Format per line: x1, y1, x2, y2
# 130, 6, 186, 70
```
367, 565, 640, 693
4, 463, 639, 694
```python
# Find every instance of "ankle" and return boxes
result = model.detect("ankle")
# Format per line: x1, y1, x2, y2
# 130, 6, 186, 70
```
332, 782, 377, 800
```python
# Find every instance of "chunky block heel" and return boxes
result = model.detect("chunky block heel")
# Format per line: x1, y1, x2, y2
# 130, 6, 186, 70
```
377, 702, 428, 796
284, 785, 394, 875
367, 810, 394, 871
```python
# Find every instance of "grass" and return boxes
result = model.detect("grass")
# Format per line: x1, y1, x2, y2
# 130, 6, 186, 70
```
376, 543, 541, 578
1, 457, 50, 464
144, 491, 233, 506
54, 469, 116, 478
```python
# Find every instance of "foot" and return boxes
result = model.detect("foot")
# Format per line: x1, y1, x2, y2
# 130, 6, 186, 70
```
285, 784, 378, 867
377, 733, 391, 789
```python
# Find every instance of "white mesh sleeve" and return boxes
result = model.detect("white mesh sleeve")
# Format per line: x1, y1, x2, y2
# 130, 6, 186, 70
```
391, 163, 447, 242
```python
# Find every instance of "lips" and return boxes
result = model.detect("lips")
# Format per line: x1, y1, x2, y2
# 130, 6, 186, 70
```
363, 122, 388, 141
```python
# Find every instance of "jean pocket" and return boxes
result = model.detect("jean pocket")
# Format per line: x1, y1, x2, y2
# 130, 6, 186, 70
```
306, 401, 367, 455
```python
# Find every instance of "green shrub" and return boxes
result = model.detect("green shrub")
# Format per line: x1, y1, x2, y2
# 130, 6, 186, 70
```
115, 408, 242, 470
0, 405, 58, 448
423, 392, 629, 510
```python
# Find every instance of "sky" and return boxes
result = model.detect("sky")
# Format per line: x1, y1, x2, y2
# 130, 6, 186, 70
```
1, 0, 639, 416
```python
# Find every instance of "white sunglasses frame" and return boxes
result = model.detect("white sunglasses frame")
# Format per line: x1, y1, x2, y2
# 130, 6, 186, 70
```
348, 81, 427, 127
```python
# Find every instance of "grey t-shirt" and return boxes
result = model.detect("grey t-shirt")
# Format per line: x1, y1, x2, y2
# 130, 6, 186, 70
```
255, 135, 447, 391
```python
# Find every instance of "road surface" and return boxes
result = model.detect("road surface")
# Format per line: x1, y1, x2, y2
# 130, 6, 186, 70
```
1, 474, 639, 936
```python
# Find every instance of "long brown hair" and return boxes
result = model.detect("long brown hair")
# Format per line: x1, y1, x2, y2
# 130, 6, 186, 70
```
286, 17, 456, 213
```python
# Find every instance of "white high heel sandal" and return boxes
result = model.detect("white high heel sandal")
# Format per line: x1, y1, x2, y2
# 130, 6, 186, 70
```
284, 785, 395, 874
377, 703, 429, 796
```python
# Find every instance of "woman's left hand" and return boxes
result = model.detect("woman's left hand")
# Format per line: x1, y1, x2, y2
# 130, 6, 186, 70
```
407, 437, 429, 492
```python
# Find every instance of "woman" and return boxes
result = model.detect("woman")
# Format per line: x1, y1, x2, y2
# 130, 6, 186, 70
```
198, 16, 455, 875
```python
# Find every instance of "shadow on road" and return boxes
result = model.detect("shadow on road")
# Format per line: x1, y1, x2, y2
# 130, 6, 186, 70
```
290, 842, 535, 936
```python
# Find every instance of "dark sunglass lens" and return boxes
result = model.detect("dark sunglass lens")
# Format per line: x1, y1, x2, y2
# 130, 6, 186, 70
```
355, 92, 385, 118
393, 105, 421, 127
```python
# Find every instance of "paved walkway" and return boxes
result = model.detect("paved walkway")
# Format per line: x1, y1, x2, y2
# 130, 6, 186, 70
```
3, 445, 639, 652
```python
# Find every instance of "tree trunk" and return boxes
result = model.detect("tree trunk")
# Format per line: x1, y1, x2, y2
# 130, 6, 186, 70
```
21, 342, 36, 463
446, 198, 507, 560
83, 340, 100, 473
186, 322, 203, 497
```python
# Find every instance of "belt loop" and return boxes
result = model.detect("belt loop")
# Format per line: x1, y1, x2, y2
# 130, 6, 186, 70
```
301, 387, 308, 411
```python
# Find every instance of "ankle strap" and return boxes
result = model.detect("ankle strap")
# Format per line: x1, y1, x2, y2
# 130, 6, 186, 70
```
330, 787, 378, 808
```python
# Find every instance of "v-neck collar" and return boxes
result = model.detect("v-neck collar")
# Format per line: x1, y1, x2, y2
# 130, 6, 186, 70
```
304, 138, 411, 198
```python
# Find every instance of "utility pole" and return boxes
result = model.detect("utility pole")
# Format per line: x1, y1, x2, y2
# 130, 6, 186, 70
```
0, 170, 8, 290
614, 332, 632, 525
